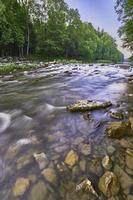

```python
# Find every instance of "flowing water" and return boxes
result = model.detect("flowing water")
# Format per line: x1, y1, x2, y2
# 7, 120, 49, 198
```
0, 63, 133, 200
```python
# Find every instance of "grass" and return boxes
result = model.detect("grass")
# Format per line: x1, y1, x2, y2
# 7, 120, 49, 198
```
0, 64, 38, 75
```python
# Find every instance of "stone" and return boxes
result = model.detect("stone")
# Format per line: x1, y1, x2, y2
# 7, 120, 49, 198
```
102, 156, 112, 170
109, 111, 124, 120
98, 171, 120, 198
64, 150, 78, 167
72, 165, 80, 178
129, 117, 133, 130
42, 168, 57, 185
79, 143, 91, 156
33, 152, 49, 170
88, 158, 103, 176
120, 138, 133, 149
13, 177, 30, 197
126, 149, 133, 170
67, 100, 112, 112
127, 195, 133, 200
107, 146, 116, 155
79, 159, 86, 172
107, 121, 131, 139
17, 154, 33, 169
73, 137, 84, 145
114, 165, 133, 192
28, 181, 48, 200
76, 178, 98, 197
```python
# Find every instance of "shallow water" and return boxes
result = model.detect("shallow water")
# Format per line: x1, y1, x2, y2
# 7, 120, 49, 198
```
0, 64, 133, 200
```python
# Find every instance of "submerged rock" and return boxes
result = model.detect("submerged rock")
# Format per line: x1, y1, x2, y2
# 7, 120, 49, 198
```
13, 177, 30, 197
126, 149, 133, 170
106, 121, 131, 139
114, 165, 133, 192
109, 111, 124, 120
98, 171, 120, 198
76, 178, 98, 197
64, 150, 78, 167
42, 168, 57, 185
79, 143, 91, 156
67, 100, 112, 112
107, 146, 116, 155
33, 152, 49, 170
102, 156, 112, 170
29, 181, 48, 200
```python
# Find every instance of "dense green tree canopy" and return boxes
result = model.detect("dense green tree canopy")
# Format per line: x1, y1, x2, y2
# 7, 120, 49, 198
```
0, 0, 123, 62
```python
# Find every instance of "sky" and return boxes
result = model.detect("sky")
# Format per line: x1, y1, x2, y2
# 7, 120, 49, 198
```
65, 0, 131, 58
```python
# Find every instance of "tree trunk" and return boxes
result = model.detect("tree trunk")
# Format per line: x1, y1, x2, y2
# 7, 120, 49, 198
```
26, 25, 30, 56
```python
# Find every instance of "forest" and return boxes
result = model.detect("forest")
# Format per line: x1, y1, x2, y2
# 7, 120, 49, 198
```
0, 0, 124, 62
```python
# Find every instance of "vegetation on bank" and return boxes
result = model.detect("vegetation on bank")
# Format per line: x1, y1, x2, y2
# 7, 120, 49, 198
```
0, 64, 38, 75
115, 0, 133, 59
0, 0, 123, 63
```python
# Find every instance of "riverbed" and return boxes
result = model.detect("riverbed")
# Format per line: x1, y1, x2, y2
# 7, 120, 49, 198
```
0, 63, 133, 200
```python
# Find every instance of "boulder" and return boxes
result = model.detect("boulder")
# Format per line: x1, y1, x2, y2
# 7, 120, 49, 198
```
13, 177, 30, 197
98, 171, 120, 198
67, 100, 112, 112
64, 150, 78, 167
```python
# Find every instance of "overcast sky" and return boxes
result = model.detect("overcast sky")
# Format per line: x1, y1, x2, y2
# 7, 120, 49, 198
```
65, 0, 131, 58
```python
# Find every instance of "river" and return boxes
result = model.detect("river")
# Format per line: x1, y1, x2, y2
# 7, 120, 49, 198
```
0, 63, 133, 200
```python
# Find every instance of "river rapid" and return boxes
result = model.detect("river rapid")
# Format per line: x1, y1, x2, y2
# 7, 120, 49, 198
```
0, 63, 133, 200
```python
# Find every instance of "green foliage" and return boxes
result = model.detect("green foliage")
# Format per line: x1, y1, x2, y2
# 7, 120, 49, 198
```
115, 0, 133, 56
0, 0, 123, 62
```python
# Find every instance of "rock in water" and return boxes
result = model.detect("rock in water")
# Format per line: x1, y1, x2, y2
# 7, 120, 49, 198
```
42, 168, 57, 185
0, 112, 11, 133
76, 178, 98, 197
102, 156, 112, 170
13, 177, 30, 197
126, 149, 133, 170
29, 181, 48, 200
67, 100, 112, 112
64, 150, 78, 167
98, 171, 120, 198
106, 121, 131, 139
33, 152, 49, 170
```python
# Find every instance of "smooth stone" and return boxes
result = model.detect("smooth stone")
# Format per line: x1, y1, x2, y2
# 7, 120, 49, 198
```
42, 168, 57, 185
107, 146, 116, 155
79, 143, 91, 156
88, 158, 103, 176
17, 154, 33, 169
73, 137, 84, 145
127, 195, 133, 200
109, 111, 124, 120
126, 149, 133, 170
98, 171, 120, 198
114, 165, 133, 192
79, 159, 86, 172
120, 138, 133, 149
107, 121, 131, 139
125, 167, 133, 176
28, 181, 48, 200
64, 150, 78, 167
33, 152, 49, 170
13, 177, 30, 197
102, 156, 112, 170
